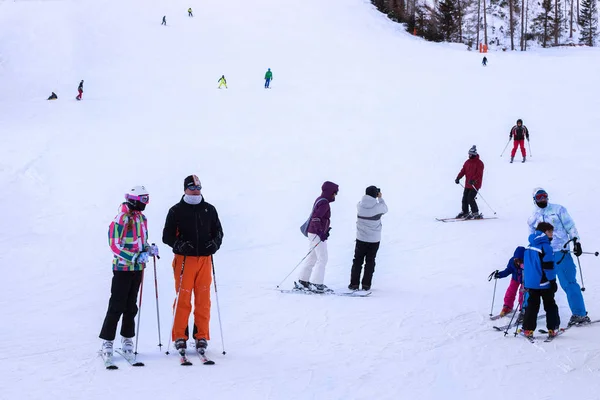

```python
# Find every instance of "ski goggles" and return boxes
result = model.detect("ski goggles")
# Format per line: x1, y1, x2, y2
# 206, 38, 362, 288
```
186, 185, 202, 191
127, 194, 150, 204
534, 192, 548, 202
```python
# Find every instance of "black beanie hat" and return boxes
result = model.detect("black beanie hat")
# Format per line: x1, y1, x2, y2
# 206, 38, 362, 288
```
184, 174, 201, 190
366, 186, 379, 198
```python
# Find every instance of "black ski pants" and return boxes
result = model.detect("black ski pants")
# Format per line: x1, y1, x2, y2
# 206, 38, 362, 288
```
461, 188, 479, 214
99, 270, 143, 341
522, 287, 560, 331
350, 240, 380, 288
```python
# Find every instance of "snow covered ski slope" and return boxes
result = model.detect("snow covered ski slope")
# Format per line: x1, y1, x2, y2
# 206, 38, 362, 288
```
2, 0, 600, 399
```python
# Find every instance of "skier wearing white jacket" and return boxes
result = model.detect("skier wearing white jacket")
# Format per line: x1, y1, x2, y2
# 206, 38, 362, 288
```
527, 187, 589, 326
349, 186, 388, 291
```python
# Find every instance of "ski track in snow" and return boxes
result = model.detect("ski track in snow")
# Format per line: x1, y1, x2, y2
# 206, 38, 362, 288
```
2, 0, 600, 398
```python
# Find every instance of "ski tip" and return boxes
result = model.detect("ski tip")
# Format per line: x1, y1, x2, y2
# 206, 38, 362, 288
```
132, 362, 145, 367
181, 361, 193, 366
106, 365, 118, 370
203, 360, 216, 365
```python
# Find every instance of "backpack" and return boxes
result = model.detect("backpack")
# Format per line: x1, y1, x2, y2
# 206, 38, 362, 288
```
300, 198, 327, 237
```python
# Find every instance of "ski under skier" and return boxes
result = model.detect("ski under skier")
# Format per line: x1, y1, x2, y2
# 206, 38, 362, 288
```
76, 80, 84, 101
297, 181, 339, 293
188, 8, 193, 17
218, 75, 227, 89
482, 56, 488, 66
264, 68, 273, 88
99, 186, 158, 361
521, 222, 560, 339
527, 188, 590, 326
490, 246, 525, 317
162, 175, 223, 357
455, 145, 484, 219
349, 186, 388, 291
509, 119, 529, 163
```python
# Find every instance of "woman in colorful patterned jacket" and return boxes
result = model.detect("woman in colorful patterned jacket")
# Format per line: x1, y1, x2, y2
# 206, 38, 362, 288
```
99, 185, 158, 358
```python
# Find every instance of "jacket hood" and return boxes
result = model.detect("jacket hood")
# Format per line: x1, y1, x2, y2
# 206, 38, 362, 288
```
528, 231, 550, 246
321, 181, 339, 202
359, 195, 378, 208
513, 246, 525, 259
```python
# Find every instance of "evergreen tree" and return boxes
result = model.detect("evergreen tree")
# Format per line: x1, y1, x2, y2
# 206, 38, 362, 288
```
579, 0, 598, 45
532, 0, 554, 47
437, 0, 459, 41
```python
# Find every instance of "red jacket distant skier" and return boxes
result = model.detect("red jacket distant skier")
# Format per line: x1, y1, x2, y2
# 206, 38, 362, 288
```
455, 145, 484, 219
76, 80, 84, 100
509, 118, 529, 163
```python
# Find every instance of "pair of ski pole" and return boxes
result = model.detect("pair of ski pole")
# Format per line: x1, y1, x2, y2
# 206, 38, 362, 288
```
500, 138, 532, 157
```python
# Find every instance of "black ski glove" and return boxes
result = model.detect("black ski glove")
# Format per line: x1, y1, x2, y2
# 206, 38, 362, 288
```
205, 240, 220, 255
488, 270, 499, 281
550, 280, 558, 293
173, 240, 194, 254
509, 134, 512, 139
455, 178, 460, 184
574, 241, 583, 257
469, 180, 476, 186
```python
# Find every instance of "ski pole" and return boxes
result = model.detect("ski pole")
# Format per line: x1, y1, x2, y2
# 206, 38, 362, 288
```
152, 253, 163, 350
527, 139, 532, 157
488, 272, 498, 316
275, 238, 321, 288
575, 254, 586, 292
211, 255, 226, 355
504, 306, 519, 336
460, 183, 497, 215
166, 255, 186, 355
500, 138, 511, 157
134, 269, 145, 356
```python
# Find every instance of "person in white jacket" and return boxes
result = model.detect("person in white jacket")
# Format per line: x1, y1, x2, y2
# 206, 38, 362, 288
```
349, 186, 388, 291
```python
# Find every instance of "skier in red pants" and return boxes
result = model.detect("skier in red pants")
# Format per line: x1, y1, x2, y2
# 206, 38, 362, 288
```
76, 80, 84, 101
509, 119, 529, 163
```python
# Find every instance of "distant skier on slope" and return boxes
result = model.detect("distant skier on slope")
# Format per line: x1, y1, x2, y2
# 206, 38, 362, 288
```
454, 145, 484, 219
47, 92, 58, 100
218, 75, 227, 89
509, 119, 529, 163
188, 8, 193, 17
489, 246, 525, 317
99, 186, 158, 359
521, 222, 560, 339
76, 80, 84, 101
348, 186, 388, 291
264, 68, 273, 88
297, 181, 339, 293
527, 188, 590, 326
162, 16, 167, 25
482, 56, 488, 66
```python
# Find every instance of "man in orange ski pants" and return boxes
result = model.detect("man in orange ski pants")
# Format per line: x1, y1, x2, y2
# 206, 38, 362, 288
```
162, 174, 223, 355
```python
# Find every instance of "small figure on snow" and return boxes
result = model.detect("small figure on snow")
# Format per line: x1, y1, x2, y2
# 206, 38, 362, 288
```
298, 181, 339, 293
76, 80, 84, 101
99, 186, 158, 357
527, 188, 590, 326
482, 56, 488, 66
188, 8, 193, 17
162, 175, 223, 356
162, 16, 167, 25
521, 222, 560, 338
47, 92, 58, 100
218, 75, 228, 89
509, 119, 529, 163
454, 145, 484, 219
264, 68, 273, 88
349, 186, 388, 291
489, 246, 525, 317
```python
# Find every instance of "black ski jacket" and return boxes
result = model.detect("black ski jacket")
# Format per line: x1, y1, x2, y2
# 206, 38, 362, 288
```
162, 197, 223, 256
510, 125, 529, 141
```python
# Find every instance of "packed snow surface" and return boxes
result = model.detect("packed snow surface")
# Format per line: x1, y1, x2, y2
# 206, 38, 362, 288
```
2, 0, 600, 399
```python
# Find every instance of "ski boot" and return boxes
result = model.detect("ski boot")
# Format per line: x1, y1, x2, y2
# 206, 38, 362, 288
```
195, 338, 208, 352
568, 314, 591, 326
464, 212, 474, 220
102, 340, 114, 356
522, 329, 534, 338
510, 156, 514, 163
121, 336, 134, 353
499, 306, 513, 317
471, 213, 483, 219
362, 285, 371, 291
522, 156, 526, 163
175, 338, 187, 355
310, 283, 333, 293
298, 280, 310, 289
348, 284, 359, 291
455, 211, 468, 219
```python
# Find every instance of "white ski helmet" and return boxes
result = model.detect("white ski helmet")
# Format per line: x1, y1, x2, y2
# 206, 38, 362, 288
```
125, 185, 149, 210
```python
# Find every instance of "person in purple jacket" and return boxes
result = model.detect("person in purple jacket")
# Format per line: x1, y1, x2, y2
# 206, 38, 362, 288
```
298, 181, 339, 293
489, 246, 525, 317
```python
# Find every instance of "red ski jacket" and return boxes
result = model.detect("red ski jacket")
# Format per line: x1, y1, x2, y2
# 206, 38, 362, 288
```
456, 155, 484, 190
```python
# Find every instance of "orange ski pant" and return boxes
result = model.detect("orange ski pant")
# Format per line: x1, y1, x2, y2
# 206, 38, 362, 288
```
171, 254, 212, 341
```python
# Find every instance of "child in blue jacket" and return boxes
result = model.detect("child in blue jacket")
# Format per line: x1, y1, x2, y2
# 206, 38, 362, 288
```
490, 246, 525, 316
521, 222, 560, 337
